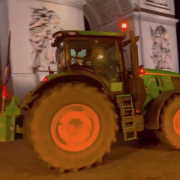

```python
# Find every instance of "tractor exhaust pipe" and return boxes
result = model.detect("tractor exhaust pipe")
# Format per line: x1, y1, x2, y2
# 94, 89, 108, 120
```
129, 31, 139, 79
127, 31, 146, 113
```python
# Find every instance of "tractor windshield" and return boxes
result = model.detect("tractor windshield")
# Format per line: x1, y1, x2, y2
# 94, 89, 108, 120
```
65, 37, 121, 73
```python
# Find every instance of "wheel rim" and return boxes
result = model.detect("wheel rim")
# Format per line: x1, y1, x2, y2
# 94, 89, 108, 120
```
51, 104, 100, 152
173, 109, 180, 136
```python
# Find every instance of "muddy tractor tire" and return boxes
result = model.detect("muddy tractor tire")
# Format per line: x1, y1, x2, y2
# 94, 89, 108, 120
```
157, 94, 180, 149
23, 82, 119, 172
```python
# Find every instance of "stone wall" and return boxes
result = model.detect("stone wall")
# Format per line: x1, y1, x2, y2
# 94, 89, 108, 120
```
89, 0, 179, 72
0, 0, 179, 100
0, 0, 85, 98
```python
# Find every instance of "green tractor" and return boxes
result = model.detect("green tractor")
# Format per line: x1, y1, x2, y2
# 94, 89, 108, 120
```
1, 30, 180, 172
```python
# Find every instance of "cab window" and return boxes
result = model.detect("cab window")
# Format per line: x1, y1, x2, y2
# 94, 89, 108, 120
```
67, 37, 121, 74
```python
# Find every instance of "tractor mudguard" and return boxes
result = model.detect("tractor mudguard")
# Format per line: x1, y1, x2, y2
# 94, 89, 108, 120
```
22, 72, 112, 109
145, 90, 180, 130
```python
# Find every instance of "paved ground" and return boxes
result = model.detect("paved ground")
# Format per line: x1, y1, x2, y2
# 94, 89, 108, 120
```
1, 134, 180, 180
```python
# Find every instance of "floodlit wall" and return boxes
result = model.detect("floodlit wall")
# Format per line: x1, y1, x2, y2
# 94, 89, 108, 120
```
0, 0, 179, 100
0, 0, 84, 98
133, 0, 179, 72
92, 0, 179, 72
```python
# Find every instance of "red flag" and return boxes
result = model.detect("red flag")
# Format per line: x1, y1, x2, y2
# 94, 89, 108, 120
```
2, 85, 10, 98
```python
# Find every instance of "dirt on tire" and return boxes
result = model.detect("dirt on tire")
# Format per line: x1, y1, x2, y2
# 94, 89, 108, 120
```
23, 82, 119, 172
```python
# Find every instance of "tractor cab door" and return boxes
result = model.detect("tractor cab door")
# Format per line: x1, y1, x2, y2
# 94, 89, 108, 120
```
56, 42, 66, 72
105, 43, 126, 94
66, 37, 125, 94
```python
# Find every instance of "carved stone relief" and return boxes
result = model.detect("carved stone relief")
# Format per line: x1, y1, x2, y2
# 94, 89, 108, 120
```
118, 0, 133, 12
37, 0, 87, 9
145, 0, 170, 10
150, 25, 172, 70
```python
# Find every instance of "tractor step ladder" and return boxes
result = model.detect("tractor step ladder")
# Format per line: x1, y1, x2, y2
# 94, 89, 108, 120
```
116, 95, 137, 141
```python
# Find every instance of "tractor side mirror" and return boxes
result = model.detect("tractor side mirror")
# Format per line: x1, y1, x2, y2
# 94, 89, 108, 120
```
49, 71, 54, 74
48, 66, 54, 75
121, 36, 139, 48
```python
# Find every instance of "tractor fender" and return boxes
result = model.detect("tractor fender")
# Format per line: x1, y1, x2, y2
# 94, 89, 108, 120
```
22, 73, 112, 109
145, 90, 180, 130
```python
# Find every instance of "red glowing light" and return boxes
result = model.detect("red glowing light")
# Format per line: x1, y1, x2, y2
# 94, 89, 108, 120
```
121, 23, 128, 29
43, 76, 47, 82
136, 110, 140, 113
139, 69, 146, 74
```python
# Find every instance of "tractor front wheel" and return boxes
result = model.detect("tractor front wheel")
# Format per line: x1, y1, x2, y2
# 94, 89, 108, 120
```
23, 82, 119, 172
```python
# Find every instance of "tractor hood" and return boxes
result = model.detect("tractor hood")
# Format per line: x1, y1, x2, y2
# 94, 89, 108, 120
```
127, 68, 180, 77
144, 68, 180, 77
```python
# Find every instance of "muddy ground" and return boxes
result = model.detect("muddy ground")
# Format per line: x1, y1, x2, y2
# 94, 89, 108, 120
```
0, 134, 180, 180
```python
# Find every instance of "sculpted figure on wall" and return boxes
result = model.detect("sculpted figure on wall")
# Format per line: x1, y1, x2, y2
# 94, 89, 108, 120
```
150, 25, 171, 70
29, 7, 63, 69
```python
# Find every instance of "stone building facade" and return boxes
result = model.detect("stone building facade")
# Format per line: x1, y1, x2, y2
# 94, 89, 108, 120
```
0, 0, 178, 99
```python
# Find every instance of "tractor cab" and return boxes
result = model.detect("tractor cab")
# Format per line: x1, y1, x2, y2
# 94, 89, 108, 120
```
50, 31, 129, 97
51, 30, 146, 113
51, 31, 125, 80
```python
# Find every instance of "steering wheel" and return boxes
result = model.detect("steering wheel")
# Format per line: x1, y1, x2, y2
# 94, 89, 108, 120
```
92, 61, 120, 79
70, 55, 84, 64
71, 55, 93, 67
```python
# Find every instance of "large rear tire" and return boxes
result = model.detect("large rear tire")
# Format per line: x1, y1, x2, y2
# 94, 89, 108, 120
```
157, 94, 180, 149
23, 82, 119, 172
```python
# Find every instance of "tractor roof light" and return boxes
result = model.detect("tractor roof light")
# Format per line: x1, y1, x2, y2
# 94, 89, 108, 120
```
121, 22, 128, 31
121, 23, 128, 30
120, 22, 128, 36
68, 32, 76, 35
56, 33, 63, 37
